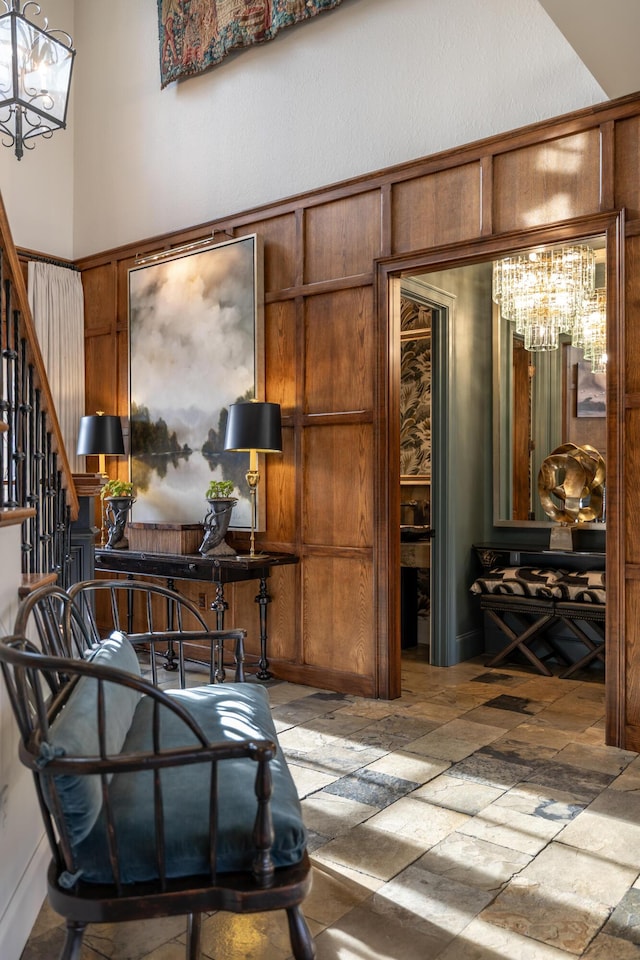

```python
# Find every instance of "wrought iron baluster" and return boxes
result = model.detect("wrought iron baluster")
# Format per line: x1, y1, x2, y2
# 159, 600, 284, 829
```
53, 467, 64, 577
10, 305, 21, 507
32, 388, 43, 572
62, 502, 72, 587
37, 410, 50, 575
44, 439, 55, 573
0, 248, 4, 402
25, 364, 37, 571
3, 284, 17, 506
15, 334, 29, 509
0, 252, 5, 508
53, 483, 71, 586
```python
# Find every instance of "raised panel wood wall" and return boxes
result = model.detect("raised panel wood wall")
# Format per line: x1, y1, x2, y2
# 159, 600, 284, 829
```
391, 163, 482, 253
492, 131, 601, 232
77, 93, 640, 745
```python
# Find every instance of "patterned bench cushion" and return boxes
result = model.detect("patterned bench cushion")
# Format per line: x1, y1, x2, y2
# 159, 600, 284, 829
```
470, 566, 565, 599
549, 569, 605, 604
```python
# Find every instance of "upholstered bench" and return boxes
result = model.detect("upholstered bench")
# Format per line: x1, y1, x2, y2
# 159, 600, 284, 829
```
0, 628, 315, 960
471, 565, 606, 678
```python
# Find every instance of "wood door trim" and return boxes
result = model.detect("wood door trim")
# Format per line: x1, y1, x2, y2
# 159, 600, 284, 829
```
376, 211, 624, 739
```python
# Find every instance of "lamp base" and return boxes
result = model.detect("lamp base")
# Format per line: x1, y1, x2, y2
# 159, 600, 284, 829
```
549, 525, 576, 551
231, 551, 270, 560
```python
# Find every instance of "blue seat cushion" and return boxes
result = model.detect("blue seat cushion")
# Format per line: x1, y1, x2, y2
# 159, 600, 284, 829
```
72, 683, 307, 884
42, 632, 142, 846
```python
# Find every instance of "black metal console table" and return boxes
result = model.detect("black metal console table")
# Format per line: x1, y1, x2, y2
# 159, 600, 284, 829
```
95, 549, 298, 680
473, 542, 605, 572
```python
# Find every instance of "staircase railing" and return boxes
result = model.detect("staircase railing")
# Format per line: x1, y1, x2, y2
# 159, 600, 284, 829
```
0, 192, 78, 587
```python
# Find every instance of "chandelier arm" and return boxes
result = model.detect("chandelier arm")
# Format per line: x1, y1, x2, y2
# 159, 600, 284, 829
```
45, 28, 73, 48
21, 2, 43, 23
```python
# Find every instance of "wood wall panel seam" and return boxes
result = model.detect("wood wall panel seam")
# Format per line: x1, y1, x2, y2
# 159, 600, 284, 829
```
480, 155, 493, 236
380, 184, 392, 258
606, 207, 626, 746
600, 120, 615, 212
302, 411, 373, 424
84, 325, 114, 338
265, 273, 373, 303
295, 208, 304, 289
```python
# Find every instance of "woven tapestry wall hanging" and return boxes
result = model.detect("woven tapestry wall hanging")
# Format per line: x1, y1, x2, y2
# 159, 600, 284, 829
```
158, 0, 344, 88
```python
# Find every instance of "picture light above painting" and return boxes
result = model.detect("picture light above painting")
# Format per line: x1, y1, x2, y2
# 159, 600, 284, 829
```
128, 233, 264, 530
158, 0, 345, 88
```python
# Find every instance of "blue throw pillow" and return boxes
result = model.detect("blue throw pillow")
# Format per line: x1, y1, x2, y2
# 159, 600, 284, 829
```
41, 632, 141, 846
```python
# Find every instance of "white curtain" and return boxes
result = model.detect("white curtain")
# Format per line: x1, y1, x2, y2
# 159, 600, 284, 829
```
28, 262, 85, 472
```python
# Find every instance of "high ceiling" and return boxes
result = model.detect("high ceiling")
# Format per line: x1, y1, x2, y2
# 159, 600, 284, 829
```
539, 0, 640, 99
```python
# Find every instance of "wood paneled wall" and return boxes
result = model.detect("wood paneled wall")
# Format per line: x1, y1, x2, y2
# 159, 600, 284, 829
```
77, 92, 640, 746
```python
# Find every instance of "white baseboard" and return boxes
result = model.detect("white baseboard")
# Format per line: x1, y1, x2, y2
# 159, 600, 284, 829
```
0, 834, 48, 960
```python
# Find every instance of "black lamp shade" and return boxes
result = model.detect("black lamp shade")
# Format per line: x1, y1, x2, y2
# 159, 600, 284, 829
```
77, 415, 125, 456
224, 402, 282, 452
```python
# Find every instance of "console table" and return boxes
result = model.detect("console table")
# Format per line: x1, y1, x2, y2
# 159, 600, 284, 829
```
473, 542, 605, 572
95, 549, 298, 679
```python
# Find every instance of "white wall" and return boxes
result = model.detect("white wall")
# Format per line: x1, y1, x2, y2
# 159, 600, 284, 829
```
0, 0, 609, 259
69, 0, 606, 259
0, 526, 47, 960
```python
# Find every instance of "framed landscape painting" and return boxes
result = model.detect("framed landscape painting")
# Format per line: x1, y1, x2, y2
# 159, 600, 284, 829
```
128, 234, 263, 528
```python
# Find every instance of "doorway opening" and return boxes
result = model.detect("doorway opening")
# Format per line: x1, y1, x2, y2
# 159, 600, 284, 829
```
379, 213, 618, 718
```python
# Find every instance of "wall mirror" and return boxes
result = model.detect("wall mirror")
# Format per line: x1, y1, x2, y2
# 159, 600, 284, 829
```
493, 233, 607, 527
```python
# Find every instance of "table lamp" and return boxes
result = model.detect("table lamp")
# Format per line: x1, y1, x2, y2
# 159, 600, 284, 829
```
77, 413, 125, 477
224, 401, 282, 557
77, 413, 126, 546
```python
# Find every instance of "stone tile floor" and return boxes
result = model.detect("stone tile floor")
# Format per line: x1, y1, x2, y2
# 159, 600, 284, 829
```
21, 648, 640, 959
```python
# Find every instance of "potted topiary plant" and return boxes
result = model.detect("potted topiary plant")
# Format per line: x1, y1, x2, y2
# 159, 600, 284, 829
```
101, 479, 134, 500
100, 479, 135, 550
199, 480, 237, 556
205, 479, 235, 500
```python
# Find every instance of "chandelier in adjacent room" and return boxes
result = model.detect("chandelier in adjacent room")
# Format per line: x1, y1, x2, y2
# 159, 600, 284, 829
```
492, 245, 606, 369
574, 286, 607, 373
0, 0, 75, 159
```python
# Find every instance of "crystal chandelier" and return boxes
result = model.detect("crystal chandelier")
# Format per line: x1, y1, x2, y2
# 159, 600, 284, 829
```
492, 245, 597, 353
574, 287, 607, 373
0, 0, 75, 160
